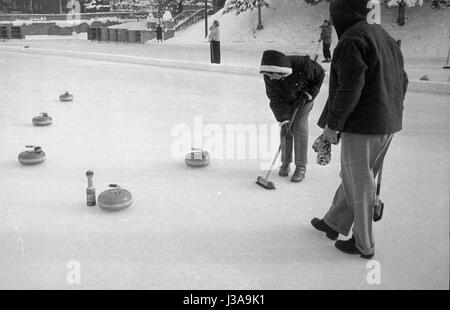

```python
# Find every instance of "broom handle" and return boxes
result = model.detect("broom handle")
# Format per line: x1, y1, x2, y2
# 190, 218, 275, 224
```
446, 47, 450, 66
264, 106, 300, 180
374, 163, 383, 204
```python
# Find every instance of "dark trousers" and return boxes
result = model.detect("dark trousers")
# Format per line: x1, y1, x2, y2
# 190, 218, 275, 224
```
210, 40, 221, 64
323, 43, 331, 60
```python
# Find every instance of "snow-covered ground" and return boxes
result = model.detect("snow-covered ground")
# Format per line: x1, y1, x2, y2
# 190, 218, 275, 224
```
0, 50, 448, 289
170, 0, 450, 58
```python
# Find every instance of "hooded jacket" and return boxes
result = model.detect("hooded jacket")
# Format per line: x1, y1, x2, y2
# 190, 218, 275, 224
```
263, 53, 325, 122
317, 0, 408, 134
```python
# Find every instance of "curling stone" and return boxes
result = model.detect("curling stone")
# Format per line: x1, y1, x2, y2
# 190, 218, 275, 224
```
32, 112, 52, 126
185, 148, 210, 167
59, 91, 73, 102
98, 184, 133, 212
18, 145, 46, 165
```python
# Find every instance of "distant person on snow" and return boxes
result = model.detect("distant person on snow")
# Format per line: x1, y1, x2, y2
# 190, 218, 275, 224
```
311, 0, 408, 259
208, 20, 221, 64
259, 50, 325, 183
156, 24, 163, 43
319, 19, 333, 63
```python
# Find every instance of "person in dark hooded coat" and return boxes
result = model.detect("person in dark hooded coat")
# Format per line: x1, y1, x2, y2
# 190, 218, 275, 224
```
156, 24, 163, 43
311, 0, 408, 259
260, 50, 325, 183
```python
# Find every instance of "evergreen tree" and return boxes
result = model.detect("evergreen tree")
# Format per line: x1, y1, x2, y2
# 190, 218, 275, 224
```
223, 0, 269, 30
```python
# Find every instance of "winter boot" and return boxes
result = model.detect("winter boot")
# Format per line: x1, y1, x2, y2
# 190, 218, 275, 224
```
290, 166, 306, 182
311, 218, 339, 240
279, 164, 290, 177
335, 236, 374, 259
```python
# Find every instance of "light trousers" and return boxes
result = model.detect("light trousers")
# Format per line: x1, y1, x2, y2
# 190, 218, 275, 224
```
281, 101, 314, 167
324, 132, 393, 255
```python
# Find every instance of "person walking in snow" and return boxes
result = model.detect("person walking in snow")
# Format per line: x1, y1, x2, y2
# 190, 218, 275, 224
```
311, 0, 408, 259
259, 50, 325, 183
208, 20, 221, 64
319, 19, 333, 63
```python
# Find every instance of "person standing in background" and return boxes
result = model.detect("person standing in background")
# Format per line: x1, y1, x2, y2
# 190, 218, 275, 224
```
319, 20, 333, 63
208, 20, 221, 64
156, 23, 163, 43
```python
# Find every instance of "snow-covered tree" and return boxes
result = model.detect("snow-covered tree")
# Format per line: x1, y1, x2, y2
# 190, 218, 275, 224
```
85, 0, 112, 12
223, 0, 269, 30
387, 0, 423, 25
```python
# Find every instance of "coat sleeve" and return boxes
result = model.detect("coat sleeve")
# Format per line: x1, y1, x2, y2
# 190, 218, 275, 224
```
264, 77, 294, 122
325, 37, 367, 131
303, 57, 325, 101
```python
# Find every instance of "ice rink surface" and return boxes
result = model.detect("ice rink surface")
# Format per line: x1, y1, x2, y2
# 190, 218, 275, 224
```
0, 51, 448, 289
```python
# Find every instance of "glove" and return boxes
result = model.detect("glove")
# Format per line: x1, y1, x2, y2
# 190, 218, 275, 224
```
294, 92, 310, 109
312, 134, 331, 165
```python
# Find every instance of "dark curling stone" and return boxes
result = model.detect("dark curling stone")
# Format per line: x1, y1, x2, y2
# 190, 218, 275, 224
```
18, 145, 46, 165
59, 91, 74, 102
32, 112, 52, 126
98, 184, 133, 212
185, 148, 210, 168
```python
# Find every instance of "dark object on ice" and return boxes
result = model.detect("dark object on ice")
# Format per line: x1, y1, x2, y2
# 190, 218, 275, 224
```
185, 148, 210, 167
311, 218, 339, 240
59, 91, 74, 102
86, 170, 96, 207
24, 45, 29, 48
256, 107, 300, 190
335, 236, 374, 259
32, 112, 52, 126
373, 164, 384, 222
18, 145, 46, 165
419, 75, 430, 81
443, 47, 450, 69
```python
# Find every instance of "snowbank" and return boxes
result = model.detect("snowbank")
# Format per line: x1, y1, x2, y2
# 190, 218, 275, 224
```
169, 0, 450, 58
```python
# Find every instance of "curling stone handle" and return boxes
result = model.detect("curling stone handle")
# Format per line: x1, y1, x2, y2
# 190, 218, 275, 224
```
108, 184, 122, 190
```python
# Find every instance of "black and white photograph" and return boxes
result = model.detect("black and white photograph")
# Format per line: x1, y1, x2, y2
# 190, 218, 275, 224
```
0, 0, 448, 293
